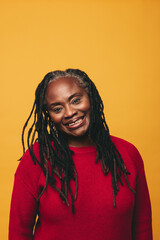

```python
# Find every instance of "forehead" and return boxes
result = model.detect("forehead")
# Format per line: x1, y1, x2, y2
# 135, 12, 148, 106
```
45, 77, 87, 102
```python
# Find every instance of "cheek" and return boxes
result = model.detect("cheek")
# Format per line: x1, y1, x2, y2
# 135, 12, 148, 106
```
49, 112, 62, 125
82, 98, 90, 112
86, 103, 91, 115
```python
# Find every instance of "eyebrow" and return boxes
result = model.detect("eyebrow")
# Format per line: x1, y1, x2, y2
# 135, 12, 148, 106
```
49, 93, 82, 107
68, 93, 82, 101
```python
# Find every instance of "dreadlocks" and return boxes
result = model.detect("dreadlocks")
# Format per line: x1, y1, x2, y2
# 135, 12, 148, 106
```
22, 68, 135, 213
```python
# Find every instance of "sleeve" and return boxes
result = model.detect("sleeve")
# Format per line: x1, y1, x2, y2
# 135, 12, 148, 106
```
9, 173, 38, 240
132, 149, 153, 240
9, 145, 42, 240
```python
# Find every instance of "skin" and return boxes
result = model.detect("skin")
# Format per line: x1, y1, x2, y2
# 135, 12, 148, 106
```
45, 77, 92, 147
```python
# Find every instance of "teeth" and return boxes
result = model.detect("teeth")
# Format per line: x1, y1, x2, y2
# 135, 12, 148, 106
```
68, 118, 82, 126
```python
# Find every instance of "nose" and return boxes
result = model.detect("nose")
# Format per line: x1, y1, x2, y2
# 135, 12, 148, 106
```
64, 105, 77, 119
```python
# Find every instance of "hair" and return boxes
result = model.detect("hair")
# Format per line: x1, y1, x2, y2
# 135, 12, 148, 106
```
22, 68, 135, 213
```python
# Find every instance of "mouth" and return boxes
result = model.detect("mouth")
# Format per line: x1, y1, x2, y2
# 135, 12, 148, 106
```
64, 116, 85, 129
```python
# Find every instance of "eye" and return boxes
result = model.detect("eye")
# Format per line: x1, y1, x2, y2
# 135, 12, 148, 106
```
51, 107, 63, 113
72, 98, 81, 104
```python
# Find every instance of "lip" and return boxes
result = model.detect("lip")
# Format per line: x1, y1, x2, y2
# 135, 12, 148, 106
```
63, 116, 86, 129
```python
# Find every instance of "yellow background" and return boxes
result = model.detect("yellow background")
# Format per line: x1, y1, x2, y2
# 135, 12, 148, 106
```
1, 0, 160, 239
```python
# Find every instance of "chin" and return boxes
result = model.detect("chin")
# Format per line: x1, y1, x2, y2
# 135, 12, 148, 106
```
69, 128, 89, 138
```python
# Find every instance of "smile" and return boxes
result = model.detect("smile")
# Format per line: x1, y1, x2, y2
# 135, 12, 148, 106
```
64, 116, 85, 129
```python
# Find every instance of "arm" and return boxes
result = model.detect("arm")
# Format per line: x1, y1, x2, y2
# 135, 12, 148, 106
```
9, 173, 38, 240
111, 136, 153, 239
9, 143, 43, 239
132, 157, 152, 239
9, 175, 38, 240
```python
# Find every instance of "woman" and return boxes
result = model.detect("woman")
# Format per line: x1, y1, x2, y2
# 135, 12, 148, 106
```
9, 69, 152, 239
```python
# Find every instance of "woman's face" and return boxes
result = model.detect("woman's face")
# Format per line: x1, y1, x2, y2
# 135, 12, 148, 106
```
45, 77, 91, 146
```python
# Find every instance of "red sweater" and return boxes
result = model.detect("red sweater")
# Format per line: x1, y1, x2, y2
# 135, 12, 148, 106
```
9, 136, 152, 240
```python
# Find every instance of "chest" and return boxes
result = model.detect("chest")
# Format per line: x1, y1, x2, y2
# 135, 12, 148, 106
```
38, 152, 136, 223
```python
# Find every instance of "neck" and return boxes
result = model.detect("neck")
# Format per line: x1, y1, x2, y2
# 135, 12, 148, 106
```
67, 135, 93, 147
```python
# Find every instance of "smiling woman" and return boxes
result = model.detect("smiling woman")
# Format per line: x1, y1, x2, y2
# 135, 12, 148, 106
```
9, 69, 152, 240
45, 77, 91, 146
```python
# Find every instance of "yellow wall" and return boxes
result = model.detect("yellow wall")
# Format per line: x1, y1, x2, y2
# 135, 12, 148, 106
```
1, 0, 160, 239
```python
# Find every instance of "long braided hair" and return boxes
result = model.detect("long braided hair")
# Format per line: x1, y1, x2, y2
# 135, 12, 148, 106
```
22, 68, 135, 213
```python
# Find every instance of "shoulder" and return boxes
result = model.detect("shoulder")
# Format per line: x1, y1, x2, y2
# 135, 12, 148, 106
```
110, 136, 144, 174
111, 135, 136, 151
17, 142, 41, 174
111, 135, 141, 157
15, 142, 43, 198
